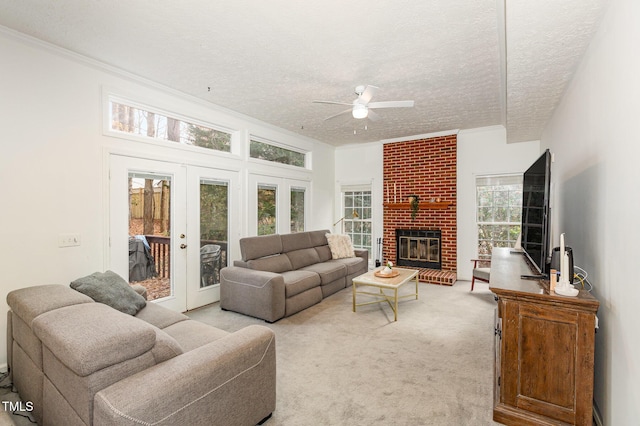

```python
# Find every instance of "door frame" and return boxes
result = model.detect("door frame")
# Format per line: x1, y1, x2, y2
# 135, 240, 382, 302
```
109, 154, 187, 312
186, 166, 240, 310
107, 150, 241, 312
247, 173, 311, 236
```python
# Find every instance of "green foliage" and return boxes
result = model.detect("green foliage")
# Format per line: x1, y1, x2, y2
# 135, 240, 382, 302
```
258, 187, 276, 235
200, 183, 228, 241
290, 189, 305, 232
250, 140, 305, 167
188, 124, 231, 152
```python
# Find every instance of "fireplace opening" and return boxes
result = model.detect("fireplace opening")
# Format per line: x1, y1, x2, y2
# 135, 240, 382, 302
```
395, 229, 441, 269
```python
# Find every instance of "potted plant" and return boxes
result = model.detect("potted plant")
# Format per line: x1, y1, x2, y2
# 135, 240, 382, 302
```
408, 194, 420, 220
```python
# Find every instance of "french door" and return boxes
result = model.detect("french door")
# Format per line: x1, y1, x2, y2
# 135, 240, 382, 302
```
248, 173, 310, 236
109, 154, 237, 312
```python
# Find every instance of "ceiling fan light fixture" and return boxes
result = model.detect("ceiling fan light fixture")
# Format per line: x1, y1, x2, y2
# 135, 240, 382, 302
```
352, 104, 368, 119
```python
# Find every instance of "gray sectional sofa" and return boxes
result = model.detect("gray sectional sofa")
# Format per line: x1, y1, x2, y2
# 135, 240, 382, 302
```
220, 230, 368, 322
6, 284, 276, 426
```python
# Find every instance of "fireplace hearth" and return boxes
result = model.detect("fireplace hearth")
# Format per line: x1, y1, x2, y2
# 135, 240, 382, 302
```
395, 229, 441, 269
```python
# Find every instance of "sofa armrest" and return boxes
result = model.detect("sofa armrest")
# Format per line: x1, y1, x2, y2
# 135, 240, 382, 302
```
219, 266, 286, 322
93, 325, 276, 426
354, 249, 369, 265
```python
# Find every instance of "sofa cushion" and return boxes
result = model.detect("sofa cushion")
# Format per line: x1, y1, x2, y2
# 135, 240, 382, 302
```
281, 232, 312, 252
301, 262, 346, 285
240, 234, 283, 261
325, 234, 355, 259
314, 245, 333, 262
281, 270, 321, 298
32, 303, 156, 377
247, 254, 293, 273
135, 302, 189, 329
286, 248, 321, 270
308, 229, 330, 247
7, 284, 94, 326
70, 270, 146, 315
150, 327, 184, 364
329, 257, 367, 275
162, 320, 229, 352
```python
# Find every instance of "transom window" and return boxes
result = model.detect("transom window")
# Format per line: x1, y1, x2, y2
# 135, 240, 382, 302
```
250, 139, 306, 167
110, 100, 232, 152
476, 174, 522, 257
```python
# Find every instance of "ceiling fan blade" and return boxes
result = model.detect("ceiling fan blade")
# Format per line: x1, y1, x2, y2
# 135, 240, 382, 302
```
313, 100, 353, 106
368, 100, 415, 109
367, 109, 381, 122
323, 108, 352, 121
359, 85, 378, 104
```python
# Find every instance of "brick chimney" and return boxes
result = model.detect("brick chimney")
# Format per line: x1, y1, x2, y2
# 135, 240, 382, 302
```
382, 135, 457, 285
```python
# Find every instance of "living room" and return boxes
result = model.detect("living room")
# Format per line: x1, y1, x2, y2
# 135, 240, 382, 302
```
0, 1, 638, 425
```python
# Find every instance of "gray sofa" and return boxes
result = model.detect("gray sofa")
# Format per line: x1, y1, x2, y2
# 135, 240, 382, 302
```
6, 284, 276, 426
220, 230, 368, 322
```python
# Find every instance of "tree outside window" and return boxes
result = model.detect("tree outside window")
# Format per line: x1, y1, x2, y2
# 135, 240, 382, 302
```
290, 188, 305, 232
258, 185, 277, 235
343, 190, 372, 258
476, 175, 522, 257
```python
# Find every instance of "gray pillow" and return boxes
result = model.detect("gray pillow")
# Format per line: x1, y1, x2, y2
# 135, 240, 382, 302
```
70, 270, 146, 315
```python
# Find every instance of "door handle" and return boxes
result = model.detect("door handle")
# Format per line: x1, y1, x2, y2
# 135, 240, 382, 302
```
180, 244, 187, 249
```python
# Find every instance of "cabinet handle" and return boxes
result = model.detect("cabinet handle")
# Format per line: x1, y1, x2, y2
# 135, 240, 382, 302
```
494, 327, 502, 338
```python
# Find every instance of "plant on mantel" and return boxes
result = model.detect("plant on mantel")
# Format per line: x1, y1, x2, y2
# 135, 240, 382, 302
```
408, 195, 420, 220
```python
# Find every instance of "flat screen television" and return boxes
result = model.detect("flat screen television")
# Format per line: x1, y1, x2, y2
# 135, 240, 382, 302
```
520, 149, 551, 277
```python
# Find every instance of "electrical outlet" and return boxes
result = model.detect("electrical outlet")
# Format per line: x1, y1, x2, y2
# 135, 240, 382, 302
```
58, 233, 81, 247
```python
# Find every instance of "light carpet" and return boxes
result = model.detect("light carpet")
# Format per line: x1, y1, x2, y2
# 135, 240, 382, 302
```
0, 280, 500, 426
188, 280, 501, 426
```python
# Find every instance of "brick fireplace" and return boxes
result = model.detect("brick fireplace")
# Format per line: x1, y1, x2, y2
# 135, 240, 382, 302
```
382, 135, 457, 285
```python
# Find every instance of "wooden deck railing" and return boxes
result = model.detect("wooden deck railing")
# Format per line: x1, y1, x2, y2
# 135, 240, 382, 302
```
143, 236, 228, 278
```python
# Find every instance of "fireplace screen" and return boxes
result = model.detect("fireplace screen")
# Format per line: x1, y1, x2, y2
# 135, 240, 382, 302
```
395, 229, 441, 269
399, 237, 439, 263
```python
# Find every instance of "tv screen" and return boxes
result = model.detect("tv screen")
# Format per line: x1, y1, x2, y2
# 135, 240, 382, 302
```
521, 149, 551, 275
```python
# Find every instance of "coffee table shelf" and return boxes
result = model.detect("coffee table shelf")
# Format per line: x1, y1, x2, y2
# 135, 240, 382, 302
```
352, 267, 419, 321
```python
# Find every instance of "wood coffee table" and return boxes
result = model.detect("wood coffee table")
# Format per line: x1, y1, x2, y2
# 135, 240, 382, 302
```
352, 267, 419, 321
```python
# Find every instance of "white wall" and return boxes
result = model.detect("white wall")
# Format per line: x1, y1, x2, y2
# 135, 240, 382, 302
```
0, 29, 336, 366
456, 127, 539, 279
540, 0, 640, 422
334, 142, 384, 265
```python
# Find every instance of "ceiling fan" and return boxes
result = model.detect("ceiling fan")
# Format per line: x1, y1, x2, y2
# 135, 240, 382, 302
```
313, 85, 414, 121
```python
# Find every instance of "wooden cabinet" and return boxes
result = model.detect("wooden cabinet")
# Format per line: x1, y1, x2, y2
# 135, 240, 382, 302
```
489, 248, 599, 426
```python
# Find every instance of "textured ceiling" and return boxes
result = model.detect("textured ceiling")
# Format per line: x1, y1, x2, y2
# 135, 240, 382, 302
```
0, 0, 607, 146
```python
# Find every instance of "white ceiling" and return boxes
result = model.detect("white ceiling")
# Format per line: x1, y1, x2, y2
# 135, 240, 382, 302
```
0, 0, 608, 146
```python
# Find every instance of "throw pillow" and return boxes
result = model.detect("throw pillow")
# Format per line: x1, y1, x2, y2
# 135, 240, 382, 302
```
70, 270, 147, 315
325, 233, 355, 259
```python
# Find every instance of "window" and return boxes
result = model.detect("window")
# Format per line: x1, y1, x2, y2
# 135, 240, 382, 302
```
290, 187, 305, 233
250, 139, 306, 167
476, 174, 522, 257
257, 184, 277, 235
110, 100, 231, 152
342, 189, 373, 258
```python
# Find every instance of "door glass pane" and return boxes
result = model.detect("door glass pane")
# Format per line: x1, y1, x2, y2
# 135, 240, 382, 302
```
290, 187, 305, 232
200, 180, 228, 288
258, 185, 277, 235
128, 173, 171, 300
343, 190, 373, 258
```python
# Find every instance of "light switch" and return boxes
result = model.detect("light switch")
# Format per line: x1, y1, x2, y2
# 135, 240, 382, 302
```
58, 233, 81, 247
